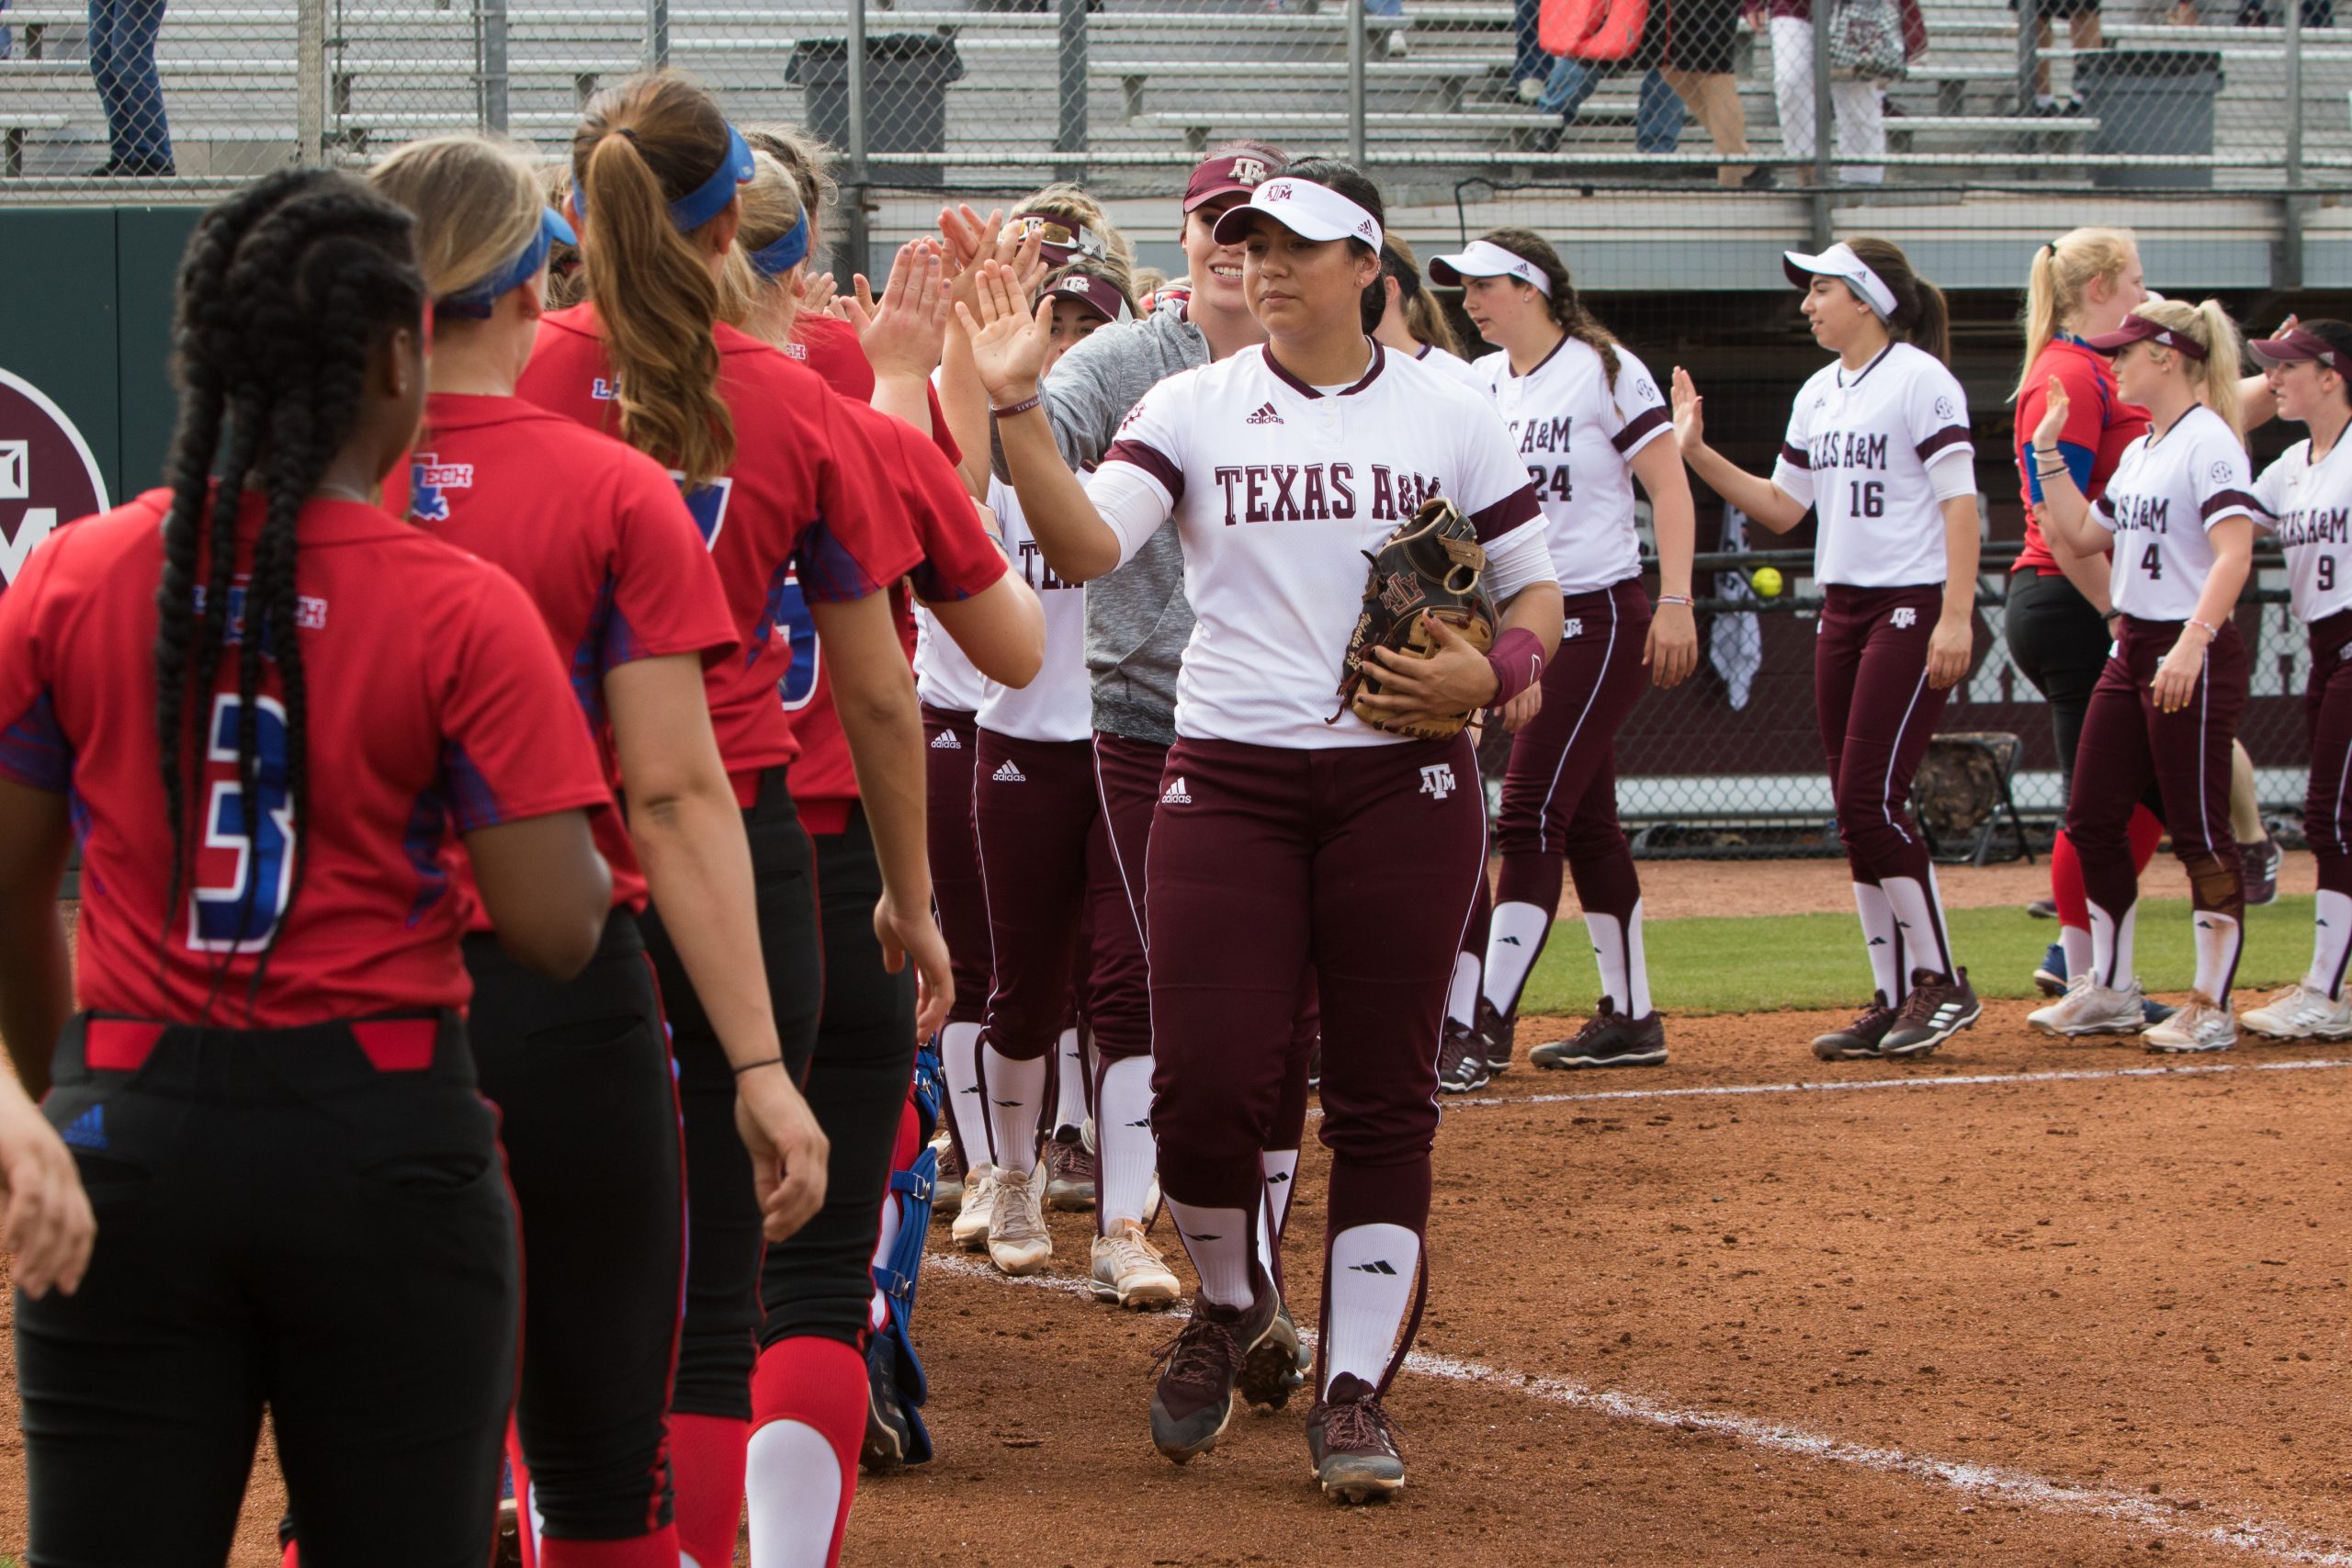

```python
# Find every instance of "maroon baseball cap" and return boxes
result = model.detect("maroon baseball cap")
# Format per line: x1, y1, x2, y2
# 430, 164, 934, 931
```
2250, 321, 2352, 369
1183, 148, 1283, 212
1042, 268, 1132, 327
2080, 312, 2208, 361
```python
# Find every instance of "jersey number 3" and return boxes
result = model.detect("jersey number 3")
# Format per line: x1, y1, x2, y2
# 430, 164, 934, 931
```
190, 694, 295, 953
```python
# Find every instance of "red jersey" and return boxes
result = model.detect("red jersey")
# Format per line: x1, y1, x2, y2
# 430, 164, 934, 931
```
2012, 336, 2150, 574
792, 310, 877, 402
381, 393, 738, 918
516, 306, 924, 778
0, 491, 610, 1027
784, 404, 1006, 818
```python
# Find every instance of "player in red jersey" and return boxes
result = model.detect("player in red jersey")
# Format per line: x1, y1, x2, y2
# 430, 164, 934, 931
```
518, 71, 951, 1568
369, 135, 828, 1568
718, 149, 1046, 1559
0, 169, 614, 1564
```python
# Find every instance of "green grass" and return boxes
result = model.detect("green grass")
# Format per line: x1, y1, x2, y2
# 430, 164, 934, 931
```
1515, 896, 2319, 1017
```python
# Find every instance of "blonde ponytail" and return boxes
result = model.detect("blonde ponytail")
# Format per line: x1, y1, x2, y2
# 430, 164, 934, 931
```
2132, 297, 2245, 442
2013, 226, 2141, 401
573, 72, 737, 491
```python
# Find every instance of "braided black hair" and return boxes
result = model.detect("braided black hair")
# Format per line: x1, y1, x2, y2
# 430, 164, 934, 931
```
153, 169, 425, 1012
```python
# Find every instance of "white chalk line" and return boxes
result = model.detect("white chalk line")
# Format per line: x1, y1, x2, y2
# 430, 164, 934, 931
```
1436, 1054, 2352, 1111
923, 1244, 2352, 1563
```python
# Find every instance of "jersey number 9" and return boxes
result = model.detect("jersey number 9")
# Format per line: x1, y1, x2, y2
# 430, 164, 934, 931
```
190, 693, 295, 953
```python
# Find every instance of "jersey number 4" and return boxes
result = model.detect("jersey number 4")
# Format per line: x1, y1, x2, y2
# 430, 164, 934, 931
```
190, 694, 294, 953
2141, 543, 2163, 581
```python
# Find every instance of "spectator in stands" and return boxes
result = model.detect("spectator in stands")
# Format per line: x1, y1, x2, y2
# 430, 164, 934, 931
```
1513, 0, 1554, 98
1759, 0, 1924, 185
1658, 0, 1768, 186
86, 0, 174, 175
2014, 0, 2100, 115
1532, 15, 1688, 157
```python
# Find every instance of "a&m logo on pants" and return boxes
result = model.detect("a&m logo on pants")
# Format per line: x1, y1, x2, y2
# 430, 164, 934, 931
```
1891, 607, 1917, 629
1419, 763, 1457, 802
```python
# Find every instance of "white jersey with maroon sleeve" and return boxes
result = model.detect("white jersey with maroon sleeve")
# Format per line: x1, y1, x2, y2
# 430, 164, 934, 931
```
1473, 338, 1670, 594
2254, 436, 2352, 626
2094, 404, 2259, 622
978, 472, 1092, 742
1090, 342, 1551, 749
1768, 342, 1974, 590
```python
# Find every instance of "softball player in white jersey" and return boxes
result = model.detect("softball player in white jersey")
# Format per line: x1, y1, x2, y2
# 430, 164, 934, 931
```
1674, 238, 1983, 1062
966, 160, 1561, 1503
1425, 231, 1699, 1089
2028, 300, 2257, 1051
2242, 321, 2352, 1039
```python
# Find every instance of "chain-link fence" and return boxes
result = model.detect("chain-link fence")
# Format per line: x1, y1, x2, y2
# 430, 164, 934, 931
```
3, 0, 2349, 204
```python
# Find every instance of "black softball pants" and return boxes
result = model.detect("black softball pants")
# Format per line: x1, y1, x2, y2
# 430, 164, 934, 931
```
761, 803, 920, 1348
18, 1012, 516, 1568
465, 908, 683, 1541
644, 770, 825, 1422
2005, 569, 2115, 800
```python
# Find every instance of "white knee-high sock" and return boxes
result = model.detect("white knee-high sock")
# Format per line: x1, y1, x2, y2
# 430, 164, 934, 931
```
867, 1185, 900, 1334
2087, 898, 2137, 991
1584, 900, 1652, 1017
2060, 923, 2092, 980
1853, 882, 1903, 1000
1261, 1149, 1299, 1239
979, 1045, 1046, 1176
941, 1021, 986, 1168
1880, 874, 1953, 981
1165, 1199, 1256, 1310
1052, 1026, 1087, 1134
1482, 900, 1553, 1017
1445, 951, 1480, 1031
2308, 890, 2352, 999
1095, 1055, 1157, 1227
1323, 1224, 1420, 1396
743, 1421, 842, 1568
2192, 909, 2243, 1003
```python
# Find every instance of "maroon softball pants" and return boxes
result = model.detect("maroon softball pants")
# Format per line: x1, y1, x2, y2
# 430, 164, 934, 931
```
972, 728, 1149, 1066
922, 704, 990, 1029
1815, 583, 1952, 889
1145, 735, 1485, 1240
2068, 615, 2248, 984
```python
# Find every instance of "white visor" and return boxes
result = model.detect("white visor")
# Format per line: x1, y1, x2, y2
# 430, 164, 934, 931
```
1783, 243, 1897, 321
1426, 239, 1552, 298
1210, 177, 1384, 253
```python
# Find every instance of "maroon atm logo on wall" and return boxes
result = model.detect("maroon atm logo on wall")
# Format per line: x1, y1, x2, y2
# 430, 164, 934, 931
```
1, 369, 108, 594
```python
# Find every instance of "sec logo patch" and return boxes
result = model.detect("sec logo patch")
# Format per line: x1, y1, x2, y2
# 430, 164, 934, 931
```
0, 369, 108, 595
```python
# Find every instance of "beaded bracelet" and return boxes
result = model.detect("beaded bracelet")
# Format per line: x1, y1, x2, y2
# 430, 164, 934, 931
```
992, 394, 1043, 418
2187, 618, 2219, 637
1657, 593, 1693, 608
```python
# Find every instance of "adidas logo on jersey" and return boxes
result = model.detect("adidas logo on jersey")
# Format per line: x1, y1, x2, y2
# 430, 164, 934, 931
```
1245, 402, 1283, 426
60, 1103, 106, 1152
930, 730, 962, 750
992, 760, 1028, 783
1161, 776, 1193, 805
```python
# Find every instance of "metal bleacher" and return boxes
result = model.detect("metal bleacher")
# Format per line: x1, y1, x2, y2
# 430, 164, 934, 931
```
1, 0, 2346, 200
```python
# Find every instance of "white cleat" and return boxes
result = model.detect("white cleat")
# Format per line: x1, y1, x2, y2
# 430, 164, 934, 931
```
987, 1164, 1054, 1277
2241, 982, 2352, 1041
2143, 990, 2237, 1054
1089, 1218, 1182, 1309
952, 1164, 1000, 1252
2027, 973, 2147, 1037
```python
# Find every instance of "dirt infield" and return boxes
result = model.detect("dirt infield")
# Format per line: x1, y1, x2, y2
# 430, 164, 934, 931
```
6, 874, 2350, 1565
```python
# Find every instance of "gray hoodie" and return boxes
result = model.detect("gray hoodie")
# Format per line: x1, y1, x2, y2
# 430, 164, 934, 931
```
1040, 303, 1209, 746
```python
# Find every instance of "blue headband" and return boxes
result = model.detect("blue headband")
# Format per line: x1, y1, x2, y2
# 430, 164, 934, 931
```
750, 207, 809, 277
436, 206, 575, 320
573, 122, 755, 233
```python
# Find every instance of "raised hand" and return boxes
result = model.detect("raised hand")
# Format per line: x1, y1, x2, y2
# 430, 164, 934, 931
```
843, 239, 951, 380
2032, 374, 2071, 454
953, 260, 1051, 403
1671, 367, 1707, 456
